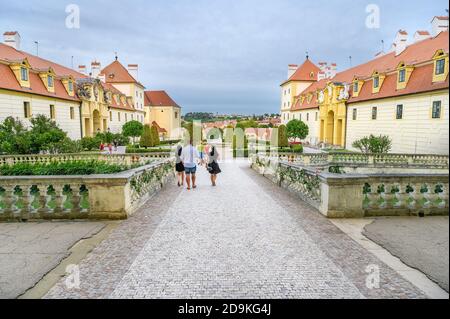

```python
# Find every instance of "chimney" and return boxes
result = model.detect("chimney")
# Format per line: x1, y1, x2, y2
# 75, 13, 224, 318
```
413, 30, 431, 42
431, 16, 449, 36
128, 64, 138, 80
91, 61, 101, 78
318, 62, 336, 80
287, 64, 298, 79
3, 31, 21, 50
78, 65, 87, 75
393, 30, 408, 56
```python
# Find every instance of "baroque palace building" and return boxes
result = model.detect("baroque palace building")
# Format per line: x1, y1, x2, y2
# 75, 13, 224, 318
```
281, 16, 449, 155
0, 31, 181, 140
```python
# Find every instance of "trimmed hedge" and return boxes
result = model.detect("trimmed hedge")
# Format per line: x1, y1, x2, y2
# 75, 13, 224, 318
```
0, 160, 130, 176
126, 147, 171, 153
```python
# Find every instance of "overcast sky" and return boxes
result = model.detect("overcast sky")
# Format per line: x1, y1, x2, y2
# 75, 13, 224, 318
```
0, 0, 448, 114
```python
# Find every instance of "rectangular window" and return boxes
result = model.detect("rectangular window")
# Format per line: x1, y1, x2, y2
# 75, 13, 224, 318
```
315, 112, 318, 121
432, 101, 442, 119
118, 112, 121, 121
20, 67, 28, 81
306, 113, 309, 121
125, 113, 128, 122
352, 108, 357, 120
435, 59, 445, 75
110, 111, 113, 121
372, 107, 377, 120
175, 112, 178, 119
47, 75, 54, 88
353, 82, 358, 93
131, 114, 134, 120
373, 77, 379, 88
398, 69, 406, 83
23, 102, 31, 118
299, 114, 301, 121
396, 104, 403, 119
68, 81, 73, 92
70, 107, 75, 120
50, 105, 55, 119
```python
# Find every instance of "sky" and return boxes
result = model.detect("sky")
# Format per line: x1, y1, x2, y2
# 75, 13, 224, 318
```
0, 0, 448, 115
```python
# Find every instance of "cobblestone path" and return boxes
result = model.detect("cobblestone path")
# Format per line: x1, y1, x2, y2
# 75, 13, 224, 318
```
45, 160, 425, 299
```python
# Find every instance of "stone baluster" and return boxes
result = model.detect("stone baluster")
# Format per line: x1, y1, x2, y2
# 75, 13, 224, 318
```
20, 185, 32, 220
1, 185, 16, 219
384, 184, 394, 209
37, 185, 49, 216
53, 185, 65, 215
70, 185, 82, 214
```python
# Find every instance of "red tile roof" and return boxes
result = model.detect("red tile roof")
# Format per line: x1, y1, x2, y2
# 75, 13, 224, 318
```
144, 90, 180, 107
101, 82, 135, 111
152, 121, 167, 133
100, 60, 143, 87
291, 31, 449, 110
281, 59, 321, 85
0, 61, 80, 102
0, 43, 86, 79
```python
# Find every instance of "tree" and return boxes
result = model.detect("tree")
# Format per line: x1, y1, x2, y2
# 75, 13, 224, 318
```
277, 125, 289, 147
0, 117, 31, 154
29, 115, 67, 154
140, 125, 153, 148
151, 124, 160, 146
286, 119, 309, 141
122, 121, 143, 145
352, 134, 392, 154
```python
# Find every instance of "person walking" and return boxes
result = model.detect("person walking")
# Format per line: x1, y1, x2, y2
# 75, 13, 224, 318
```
207, 145, 221, 186
175, 145, 185, 187
180, 139, 201, 190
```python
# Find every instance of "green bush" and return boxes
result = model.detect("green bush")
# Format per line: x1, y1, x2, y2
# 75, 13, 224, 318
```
0, 160, 129, 176
140, 125, 154, 148
81, 136, 101, 151
151, 124, 160, 146
291, 144, 304, 153
271, 125, 288, 147
352, 134, 392, 154
122, 121, 144, 144
286, 119, 309, 140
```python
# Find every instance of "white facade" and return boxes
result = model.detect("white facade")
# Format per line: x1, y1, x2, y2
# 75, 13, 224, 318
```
108, 108, 142, 134
0, 89, 81, 140
280, 81, 312, 125
346, 90, 449, 155
290, 109, 320, 145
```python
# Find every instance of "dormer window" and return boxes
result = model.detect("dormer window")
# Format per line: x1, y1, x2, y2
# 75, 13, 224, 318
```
398, 69, 406, 82
435, 58, 445, 75
68, 81, 73, 92
47, 75, 54, 88
373, 76, 379, 88
20, 67, 28, 81
353, 82, 359, 93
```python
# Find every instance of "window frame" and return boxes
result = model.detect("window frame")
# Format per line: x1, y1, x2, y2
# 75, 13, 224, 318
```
49, 104, 56, 119
70, 107, 75, 120
352, 108, 357, 120
373, 76, 379, 88
398, 69, 406, 83
23, 101, 31, 118
371, 107, 377, 120
435, 58, 445, 75
396, 104, 403, 120
20, 67, 28, 81
432, 101, 442, 119
47, 75, 54, 88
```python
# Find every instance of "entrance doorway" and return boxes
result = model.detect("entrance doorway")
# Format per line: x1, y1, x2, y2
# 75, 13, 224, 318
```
93, 110, 101, 134
326, 111, 334, 144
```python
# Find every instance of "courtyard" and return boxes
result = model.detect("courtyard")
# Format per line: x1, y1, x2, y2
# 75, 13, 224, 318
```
0, 159, 446, 299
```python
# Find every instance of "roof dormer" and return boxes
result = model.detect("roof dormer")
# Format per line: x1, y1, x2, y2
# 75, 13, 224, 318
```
396, 62, 414, 90
9, 58, 31, 88
61, 76, 75, 96
352, 76, 364, 98
432, 49, 449, 83
371, 71, 385, 94
38, 68, 56, 93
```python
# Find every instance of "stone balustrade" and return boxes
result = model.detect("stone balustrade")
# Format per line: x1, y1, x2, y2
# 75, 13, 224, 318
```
0, 158, 175, 221
251, 154, 449, 218
0, 152, 171, 167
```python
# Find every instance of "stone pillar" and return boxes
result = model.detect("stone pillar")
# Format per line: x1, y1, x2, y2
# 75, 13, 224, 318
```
321, 176, 365, 218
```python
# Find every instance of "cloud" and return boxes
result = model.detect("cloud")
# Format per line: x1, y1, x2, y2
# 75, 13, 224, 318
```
0, 0, 447, 114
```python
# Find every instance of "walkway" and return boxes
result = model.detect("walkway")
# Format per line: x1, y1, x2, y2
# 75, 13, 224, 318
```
45, 160, 425, 299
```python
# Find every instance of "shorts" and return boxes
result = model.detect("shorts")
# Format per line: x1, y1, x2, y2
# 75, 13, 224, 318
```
185, 166, 197, 175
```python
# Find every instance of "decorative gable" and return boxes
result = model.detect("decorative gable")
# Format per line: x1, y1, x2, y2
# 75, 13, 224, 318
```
352, 76, 364, 97
371, 71, 386, 94
38, 67, 56, 93
432, 49, 449, 83
61, 75, 75, 96
396, 62, 414, 90
9, 58, 31, 88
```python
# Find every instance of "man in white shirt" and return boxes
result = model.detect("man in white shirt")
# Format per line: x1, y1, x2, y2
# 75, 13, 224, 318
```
180, 139, 201, 190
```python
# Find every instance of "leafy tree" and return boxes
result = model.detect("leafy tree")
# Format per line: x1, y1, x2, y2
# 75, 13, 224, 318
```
140, 125, 153, 148
122, 121, 143, 145
29, 115, 67, 154
286, 119, 309, 141
151, 124, 160, 146
0, 117, 31, 154
352, 134, 392, 154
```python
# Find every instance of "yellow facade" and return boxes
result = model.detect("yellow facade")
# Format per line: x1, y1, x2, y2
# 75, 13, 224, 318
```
318, 83, 348, 147
145, 105, 181, 139
78, 79, 110, 137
